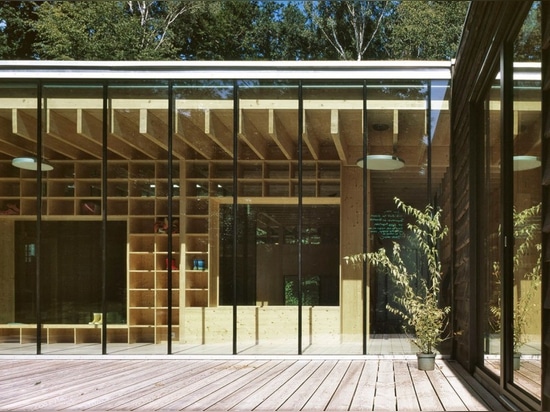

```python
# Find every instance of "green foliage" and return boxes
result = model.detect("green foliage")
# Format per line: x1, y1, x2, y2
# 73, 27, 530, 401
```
489, 203, 542, 353
346, 197, 450, 354
1, 0, 472, 61
0, 2, 38, 59
33, 1, 194, 60
514, 2, 541, 62
304, 1, 395, 60
385, 1, 468, 60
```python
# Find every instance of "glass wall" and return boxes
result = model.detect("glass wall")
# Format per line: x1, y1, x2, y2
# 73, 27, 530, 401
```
512, 2, 542, 398
0, 69, 450, 356
0, 83, 38, 355
481, 77, 502, 376
479, 2, 541, 405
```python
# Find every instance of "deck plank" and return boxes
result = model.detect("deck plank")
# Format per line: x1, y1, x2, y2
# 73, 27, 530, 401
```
278, 360, 338, 410
326, 360, 365, 410
252, 360, 322, 410
373, 358, 397, 411
225, 360, 309, 410
131, 360, 257, 410
0, 358, 509, 411
154, 360, 268, 411
445, 360, 506, 411
438, 361, 491, 411
206, 361, 292, 411
67, 360, 222, 411
393, 361, 420, 411
349, 360, 378, 411
427, 364, 468, 411
407, 360, 444, 411
2, 360, 157, 410
301, 360, 351, 411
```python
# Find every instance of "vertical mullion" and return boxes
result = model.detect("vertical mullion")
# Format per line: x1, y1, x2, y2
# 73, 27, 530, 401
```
362, 80, 368, 355
101, 82, 108, 355
232, 80, 239, 355
36, 81, 43, 355
501, 40, 515, 387
298, 81, 303, 355
167, 81, 174, 355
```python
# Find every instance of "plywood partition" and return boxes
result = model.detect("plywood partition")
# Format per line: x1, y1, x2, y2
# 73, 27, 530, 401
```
340, 165, 368, 342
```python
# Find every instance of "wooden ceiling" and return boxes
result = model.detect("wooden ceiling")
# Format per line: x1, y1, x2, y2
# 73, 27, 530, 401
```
0, 93, 455, 212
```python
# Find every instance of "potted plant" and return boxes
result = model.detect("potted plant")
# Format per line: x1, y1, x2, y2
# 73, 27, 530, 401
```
346, 197, 450, 370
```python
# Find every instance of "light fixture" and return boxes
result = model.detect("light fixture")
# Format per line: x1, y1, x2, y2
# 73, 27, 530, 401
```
513, 155, 540, 171
12, 157, 53, 171
356, 155, 405, 170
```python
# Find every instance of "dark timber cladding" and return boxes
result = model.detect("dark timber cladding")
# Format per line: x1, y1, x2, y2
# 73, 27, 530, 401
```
541, 2, 550, 410
450, 1, 532, 372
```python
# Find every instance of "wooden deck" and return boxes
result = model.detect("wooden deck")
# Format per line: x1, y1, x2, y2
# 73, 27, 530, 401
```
0, 357, 508, 411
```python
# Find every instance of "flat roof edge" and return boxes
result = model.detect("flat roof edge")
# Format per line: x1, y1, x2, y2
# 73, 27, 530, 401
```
0, 60, 453, 80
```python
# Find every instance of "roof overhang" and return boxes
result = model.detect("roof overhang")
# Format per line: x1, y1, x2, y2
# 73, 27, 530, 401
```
0, 60, 453, 80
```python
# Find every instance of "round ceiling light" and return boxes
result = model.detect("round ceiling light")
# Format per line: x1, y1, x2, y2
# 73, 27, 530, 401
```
513, 155, 540, 171
356, 155, 405, 170
12, 157, 54, 171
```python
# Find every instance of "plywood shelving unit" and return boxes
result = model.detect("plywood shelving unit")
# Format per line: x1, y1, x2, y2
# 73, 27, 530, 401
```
0, 158, 341, 345
0, 159, 182, 345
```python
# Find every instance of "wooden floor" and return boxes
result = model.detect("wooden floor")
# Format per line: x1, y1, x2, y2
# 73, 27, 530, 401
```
0, 357, 508, 411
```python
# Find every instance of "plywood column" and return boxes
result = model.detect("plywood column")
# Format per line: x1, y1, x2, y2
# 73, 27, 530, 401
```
340, 165, 369, 341
0, 220, 15, 323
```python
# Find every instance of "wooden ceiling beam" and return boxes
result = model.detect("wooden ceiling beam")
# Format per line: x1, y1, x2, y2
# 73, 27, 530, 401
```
12, 109, 36, 140
268, 109, 295, 160
139, 109, 186, 159
330, 109, 348, 163
175, 111, 216, 159
0, 116, 37, 157
111, 109, 164, 159
77, 109, 136, 160
47, 110, 102, 159
205, 109, 234, 158
303, 111, 320, 160
239, 109, 267, 160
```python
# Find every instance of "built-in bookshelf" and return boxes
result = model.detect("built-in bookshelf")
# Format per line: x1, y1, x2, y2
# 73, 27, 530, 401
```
0, 158, 341, 344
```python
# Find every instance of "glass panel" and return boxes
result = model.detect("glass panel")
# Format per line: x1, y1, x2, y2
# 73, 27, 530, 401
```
235, 80, 300, 354
512, 2, 541, 397
109, 81, 168, 354
366, 80, 433, 355
174, 80, 234, 355
40, 84, 105, 354
0, 83, 38, 354
302, 81, 355, 354
482, 78, 502, 376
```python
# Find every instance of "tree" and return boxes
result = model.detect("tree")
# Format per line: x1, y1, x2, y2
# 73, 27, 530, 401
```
385, 1, 468, 60
33, 1, 195, 60
2, 0, 471, 62
0, 2, 38, 59
173, 1, 260, 60
304, 1, 396, 60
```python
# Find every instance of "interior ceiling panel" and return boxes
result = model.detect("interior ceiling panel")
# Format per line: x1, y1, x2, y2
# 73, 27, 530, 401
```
0, 96, 456, 211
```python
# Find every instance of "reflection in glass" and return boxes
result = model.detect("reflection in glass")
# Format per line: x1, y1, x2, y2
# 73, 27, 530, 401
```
482, 78, 502, 376
0, 84, 38, 354
365, 80, 451, 355
175, 81, 234, 355
510, 2, 541, 400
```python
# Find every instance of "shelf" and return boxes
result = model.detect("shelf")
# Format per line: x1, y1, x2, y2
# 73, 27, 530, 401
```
185, 290, 209, 307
